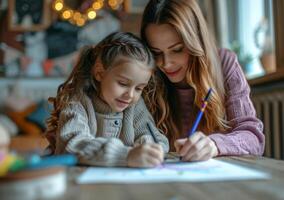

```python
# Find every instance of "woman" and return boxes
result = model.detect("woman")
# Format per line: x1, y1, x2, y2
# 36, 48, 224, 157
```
141, 0, 265, 161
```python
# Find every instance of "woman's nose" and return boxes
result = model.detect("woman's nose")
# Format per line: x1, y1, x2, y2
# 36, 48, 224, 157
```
159, 54, 172, 69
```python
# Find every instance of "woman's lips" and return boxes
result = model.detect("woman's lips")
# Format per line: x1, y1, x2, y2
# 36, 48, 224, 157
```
165, 68, 182, 77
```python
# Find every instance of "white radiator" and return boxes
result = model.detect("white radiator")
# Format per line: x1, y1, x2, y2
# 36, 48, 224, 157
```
252, 91, 284, 159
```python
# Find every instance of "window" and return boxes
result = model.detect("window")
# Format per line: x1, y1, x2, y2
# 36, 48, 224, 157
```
214, 0, 276, 79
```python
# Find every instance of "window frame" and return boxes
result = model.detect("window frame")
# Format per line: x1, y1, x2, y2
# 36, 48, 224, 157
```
274, 0, 284, 70
249, 0, 284, 85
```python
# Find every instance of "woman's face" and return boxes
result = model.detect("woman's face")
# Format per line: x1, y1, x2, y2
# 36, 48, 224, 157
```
145, 23, 191, 84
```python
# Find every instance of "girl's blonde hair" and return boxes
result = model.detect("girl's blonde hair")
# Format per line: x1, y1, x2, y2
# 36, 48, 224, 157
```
45, 32, 155, 151
141, 0, 228, 149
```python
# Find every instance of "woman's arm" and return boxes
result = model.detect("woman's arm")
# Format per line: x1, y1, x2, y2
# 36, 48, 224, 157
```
209, 50, 265, 156
176, 50, 265, 161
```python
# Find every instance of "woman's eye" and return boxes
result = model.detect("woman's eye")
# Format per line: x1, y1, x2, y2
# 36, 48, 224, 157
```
135, 87, 143, 92
173, 47, 183, 53
152, 51, 162, 57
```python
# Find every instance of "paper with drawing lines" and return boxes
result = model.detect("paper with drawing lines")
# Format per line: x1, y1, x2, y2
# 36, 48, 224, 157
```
77, 159, 270, 184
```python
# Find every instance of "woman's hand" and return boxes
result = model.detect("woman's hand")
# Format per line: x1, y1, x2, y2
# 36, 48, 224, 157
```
174, 131, 218, 161
127, 143, 164, 167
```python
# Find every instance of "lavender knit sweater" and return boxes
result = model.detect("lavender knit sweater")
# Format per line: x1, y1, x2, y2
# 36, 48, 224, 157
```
177, 49, 265, 156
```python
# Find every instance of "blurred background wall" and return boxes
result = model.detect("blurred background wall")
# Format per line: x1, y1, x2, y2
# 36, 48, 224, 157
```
0, 0, 283, 159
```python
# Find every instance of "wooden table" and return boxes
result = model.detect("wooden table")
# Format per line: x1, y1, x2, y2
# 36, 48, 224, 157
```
57, 156, 284, 200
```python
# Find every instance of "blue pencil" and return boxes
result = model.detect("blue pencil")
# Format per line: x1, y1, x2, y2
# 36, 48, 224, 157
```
187, 88, 213, 137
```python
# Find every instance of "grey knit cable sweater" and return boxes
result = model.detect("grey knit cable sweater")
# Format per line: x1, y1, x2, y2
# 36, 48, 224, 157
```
55, 93, 169, 166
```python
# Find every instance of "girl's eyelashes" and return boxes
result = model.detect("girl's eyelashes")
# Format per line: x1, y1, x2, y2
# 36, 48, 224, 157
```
118, 80, 145, 93
118, 81, 129, 86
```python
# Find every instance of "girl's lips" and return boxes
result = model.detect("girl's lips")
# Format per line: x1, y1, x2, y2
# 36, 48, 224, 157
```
116, 99, 130, 107
165, 68, 182, 77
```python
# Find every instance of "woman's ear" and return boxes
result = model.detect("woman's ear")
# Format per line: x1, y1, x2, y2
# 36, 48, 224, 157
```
93, 62, 105, 82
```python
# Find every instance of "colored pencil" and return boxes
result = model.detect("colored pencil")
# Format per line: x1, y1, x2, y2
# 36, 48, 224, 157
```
187, 88, 213, 137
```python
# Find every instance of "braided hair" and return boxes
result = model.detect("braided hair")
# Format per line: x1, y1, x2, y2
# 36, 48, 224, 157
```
45, 32, 155, 152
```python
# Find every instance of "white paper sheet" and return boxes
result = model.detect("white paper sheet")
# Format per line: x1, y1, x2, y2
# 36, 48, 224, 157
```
76, 159, 270, 184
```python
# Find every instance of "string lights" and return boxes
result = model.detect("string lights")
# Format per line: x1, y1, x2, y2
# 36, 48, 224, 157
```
52, 0, 124, 26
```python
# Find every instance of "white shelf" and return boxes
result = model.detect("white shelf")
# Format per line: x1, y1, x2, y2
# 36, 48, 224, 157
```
0, 77, 65, 103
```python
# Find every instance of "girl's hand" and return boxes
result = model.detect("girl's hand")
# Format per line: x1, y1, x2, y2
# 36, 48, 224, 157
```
174, 131, 218, 161
127, 143, 164, 167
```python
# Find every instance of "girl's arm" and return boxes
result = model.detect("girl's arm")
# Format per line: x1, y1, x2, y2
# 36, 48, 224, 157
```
132, 98, 170, 153
55, 102, 131, 166
209, 50, 265, 156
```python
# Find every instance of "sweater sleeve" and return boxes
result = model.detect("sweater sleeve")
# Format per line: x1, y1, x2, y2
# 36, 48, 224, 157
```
132, 98, 170, 153
55, 102, 131, 166
209, 50, 265, 156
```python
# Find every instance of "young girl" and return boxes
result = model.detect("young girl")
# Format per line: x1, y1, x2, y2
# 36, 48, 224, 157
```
141, 0, 265, 161
45, 32, 169, 167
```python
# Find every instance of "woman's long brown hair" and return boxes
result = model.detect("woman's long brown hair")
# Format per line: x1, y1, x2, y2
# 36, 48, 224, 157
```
141, 0, 228, 149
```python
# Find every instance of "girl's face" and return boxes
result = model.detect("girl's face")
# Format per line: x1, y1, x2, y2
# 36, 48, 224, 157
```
94, 58, 152, 112
145, 24, 191, 84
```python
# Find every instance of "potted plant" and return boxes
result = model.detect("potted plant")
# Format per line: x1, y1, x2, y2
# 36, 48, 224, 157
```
254, 18, 276, 74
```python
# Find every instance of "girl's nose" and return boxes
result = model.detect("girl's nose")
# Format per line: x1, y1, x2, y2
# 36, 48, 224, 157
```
126, 88, 135, 98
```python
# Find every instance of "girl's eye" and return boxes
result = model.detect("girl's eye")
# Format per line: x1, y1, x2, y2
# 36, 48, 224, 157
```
118, 81, 128, 86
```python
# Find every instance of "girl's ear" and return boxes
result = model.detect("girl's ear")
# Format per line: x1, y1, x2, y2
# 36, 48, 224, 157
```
93, 62, 105, 82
